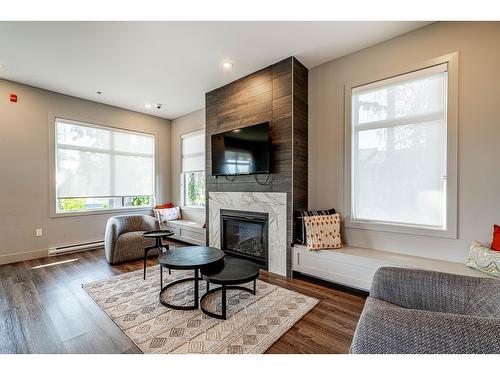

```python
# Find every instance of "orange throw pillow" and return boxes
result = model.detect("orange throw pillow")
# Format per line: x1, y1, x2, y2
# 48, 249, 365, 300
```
303, 214, 342, 251
491, 225, 500, 251
155, 203, 173, 209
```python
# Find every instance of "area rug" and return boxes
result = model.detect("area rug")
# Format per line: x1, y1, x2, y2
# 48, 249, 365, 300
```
82, 265, 318, 354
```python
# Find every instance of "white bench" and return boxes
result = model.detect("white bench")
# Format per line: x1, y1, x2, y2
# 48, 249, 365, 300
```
161, 219, 206, 246
292, 244, 488, 292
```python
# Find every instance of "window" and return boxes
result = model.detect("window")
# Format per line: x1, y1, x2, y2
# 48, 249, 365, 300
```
345, 56, 458, 238
54, 118, 155, 213
181, 130, 205, 207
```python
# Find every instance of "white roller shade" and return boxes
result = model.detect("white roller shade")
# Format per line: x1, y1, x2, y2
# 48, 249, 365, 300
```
55, 119, 155, 198
181, 130, 205, 173
352, 64, 448, 228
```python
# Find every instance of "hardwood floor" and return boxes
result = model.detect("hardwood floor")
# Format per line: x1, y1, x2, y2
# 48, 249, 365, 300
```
0, 243, 366, 354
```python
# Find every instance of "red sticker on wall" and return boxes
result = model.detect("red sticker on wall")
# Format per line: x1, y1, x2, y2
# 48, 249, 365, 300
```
10, 93, 17, 102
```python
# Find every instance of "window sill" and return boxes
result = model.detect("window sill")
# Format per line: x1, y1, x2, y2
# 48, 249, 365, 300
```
180, 206, 206, 211
51, 206, 154, 218
345, 219, 457, 239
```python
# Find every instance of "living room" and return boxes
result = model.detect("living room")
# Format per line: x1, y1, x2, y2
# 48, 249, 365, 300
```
1, 1, 499, 373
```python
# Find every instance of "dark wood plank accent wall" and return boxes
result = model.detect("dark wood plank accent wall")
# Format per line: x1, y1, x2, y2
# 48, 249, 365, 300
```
205, 57, 308, 276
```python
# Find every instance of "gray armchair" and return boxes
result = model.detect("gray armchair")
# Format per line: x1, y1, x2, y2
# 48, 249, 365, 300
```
350, 267, 500, 354
104, 214, 159, 264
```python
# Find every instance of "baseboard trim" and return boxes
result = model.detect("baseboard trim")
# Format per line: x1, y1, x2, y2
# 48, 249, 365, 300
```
0, 248, 49, 266
292, 271, 369, 297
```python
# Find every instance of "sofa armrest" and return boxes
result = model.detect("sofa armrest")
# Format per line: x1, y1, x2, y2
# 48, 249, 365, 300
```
370, 267, 500, 316
104, 217, 122, 263
350, 297, 500, 354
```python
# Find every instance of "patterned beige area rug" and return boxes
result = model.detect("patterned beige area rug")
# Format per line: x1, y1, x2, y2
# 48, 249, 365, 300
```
82, 265, 318, 354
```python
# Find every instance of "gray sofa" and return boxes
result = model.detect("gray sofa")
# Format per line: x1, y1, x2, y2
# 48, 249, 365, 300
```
104, 215, 159, 264
350, 267, 500, 354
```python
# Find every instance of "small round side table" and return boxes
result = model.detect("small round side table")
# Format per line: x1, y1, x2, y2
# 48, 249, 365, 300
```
142, 229, 174, 280
200, 256, 260, 320
158, 246, 225, 310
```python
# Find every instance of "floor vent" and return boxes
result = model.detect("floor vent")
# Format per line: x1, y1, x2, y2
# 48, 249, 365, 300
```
48, 240, 104, 256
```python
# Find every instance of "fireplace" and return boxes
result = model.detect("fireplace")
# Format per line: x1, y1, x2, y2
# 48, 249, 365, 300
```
220, 209, 269, 268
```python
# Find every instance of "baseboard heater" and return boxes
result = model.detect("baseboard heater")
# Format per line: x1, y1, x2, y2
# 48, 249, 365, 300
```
48, 240, 104, 256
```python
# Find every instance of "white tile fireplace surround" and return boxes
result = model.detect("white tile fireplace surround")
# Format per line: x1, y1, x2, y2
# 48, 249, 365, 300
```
209, 192, 287, 276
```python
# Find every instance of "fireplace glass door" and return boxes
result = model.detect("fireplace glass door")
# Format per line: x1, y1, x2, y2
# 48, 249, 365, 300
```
220, 210, 268, 267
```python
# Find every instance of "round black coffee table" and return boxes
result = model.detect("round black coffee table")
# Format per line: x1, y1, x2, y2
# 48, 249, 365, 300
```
158, 246, 225, 310
200, 256, 260, 320
142, 229, 174, 280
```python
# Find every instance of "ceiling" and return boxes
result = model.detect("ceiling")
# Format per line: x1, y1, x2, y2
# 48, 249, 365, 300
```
0, 21, 431, 119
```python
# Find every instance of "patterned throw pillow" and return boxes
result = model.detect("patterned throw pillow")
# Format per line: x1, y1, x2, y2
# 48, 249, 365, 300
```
303, 214, 342, 251
466, 241, 500, 278
154, 206, 181, 223
294, 208, 336, 245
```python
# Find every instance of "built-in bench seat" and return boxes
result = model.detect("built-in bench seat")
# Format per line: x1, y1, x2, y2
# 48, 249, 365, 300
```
293, 244, 488, 292
161, 219, 206, 246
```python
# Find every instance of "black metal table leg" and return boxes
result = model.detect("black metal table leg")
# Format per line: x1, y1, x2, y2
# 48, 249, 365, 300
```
143, 248, 149, 280
160, 265, 163, 289
142, 229, 174, 280
194, 268, 199, 309
221, 285, 227, 320
159, 244, 171, 274
166, 244, 171, 275
144, 237, 165, 280
199, 284, 255, 320
159, 267, 201, 310
143, 245, 155, 279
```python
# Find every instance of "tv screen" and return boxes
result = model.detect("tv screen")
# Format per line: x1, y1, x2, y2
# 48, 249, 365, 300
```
211, 122, 271, 176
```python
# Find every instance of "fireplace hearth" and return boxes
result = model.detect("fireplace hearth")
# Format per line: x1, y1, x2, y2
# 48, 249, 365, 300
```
220, 209, 269, 268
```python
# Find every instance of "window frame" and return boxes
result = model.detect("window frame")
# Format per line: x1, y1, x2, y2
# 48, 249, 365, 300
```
49, 115, 159, 217
343, 53, 458, 239
179, 129, 205, 209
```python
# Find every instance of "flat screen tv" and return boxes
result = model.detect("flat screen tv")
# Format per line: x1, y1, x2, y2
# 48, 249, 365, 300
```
211, 122, 271, 176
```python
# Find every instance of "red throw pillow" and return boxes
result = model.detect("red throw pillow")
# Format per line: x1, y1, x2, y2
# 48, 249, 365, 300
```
155, 203, 173, 209
491, 225, 500, 251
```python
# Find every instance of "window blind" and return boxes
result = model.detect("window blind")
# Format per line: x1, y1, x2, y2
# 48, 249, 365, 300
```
351, 64, 448, 228
55, 119, 155, 199
181, 130, 205, 173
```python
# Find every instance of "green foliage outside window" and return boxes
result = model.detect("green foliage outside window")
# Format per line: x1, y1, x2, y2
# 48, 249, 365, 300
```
185, 172, 205, 206
188, 176, 197, 203
59, 198, 86, 211
131, 196, 150, 206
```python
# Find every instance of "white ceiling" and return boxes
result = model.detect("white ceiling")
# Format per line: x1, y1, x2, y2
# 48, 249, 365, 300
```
0, 21, 431, 119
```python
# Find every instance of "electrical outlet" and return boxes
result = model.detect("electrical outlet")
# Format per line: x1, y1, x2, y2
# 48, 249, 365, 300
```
35, 228, 43, 237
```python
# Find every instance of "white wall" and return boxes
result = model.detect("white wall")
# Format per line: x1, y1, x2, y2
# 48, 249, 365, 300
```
170, 108, 205, 224
0, 79, 171, 264
308, 22, 500, 263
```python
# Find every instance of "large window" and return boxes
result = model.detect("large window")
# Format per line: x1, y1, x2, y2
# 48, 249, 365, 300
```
347, 59, 457, 237
55, 118, 155, 213
181, 130, 205, 207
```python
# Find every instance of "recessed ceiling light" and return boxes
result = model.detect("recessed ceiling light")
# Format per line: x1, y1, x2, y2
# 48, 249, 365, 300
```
222, 62, 233, 69
145, 103, 152, 109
